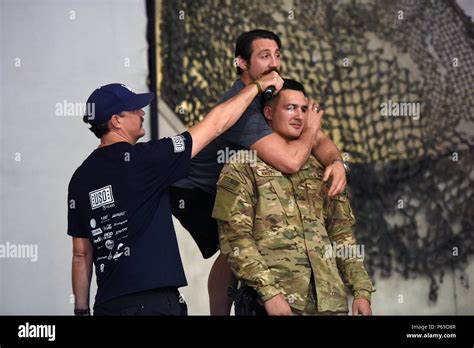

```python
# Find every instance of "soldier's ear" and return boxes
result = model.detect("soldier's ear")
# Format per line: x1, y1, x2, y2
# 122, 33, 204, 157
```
263, 105, 273, 122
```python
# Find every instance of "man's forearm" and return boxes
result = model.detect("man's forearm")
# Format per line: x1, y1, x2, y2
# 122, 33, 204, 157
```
72, 254, 93, 309
206, 83, 260, 137
189, 72, 283, 158
326, 198, 374, 302
284, 127, 316, 172
339, 259, 375, 301
311, 131, 342, 166
255, 127, 315, 174
330, 231, 375, 303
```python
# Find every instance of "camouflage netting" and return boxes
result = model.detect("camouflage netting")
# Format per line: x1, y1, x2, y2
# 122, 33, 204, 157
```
158, 0, 474, 302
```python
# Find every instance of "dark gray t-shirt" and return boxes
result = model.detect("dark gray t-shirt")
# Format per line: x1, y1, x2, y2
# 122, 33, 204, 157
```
174, 79, 272, 195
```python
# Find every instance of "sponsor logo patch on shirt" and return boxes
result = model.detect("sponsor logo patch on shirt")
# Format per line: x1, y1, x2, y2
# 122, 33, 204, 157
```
91, 227, 103, 236
89, 185, 115, 210
171, 135, 185, 153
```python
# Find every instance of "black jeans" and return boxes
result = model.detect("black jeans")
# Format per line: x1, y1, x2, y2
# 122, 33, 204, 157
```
93, 287, 187, 316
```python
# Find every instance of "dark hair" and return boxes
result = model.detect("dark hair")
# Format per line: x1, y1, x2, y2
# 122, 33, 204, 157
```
234, 29, 282, 75
263, 78, 306, 107
83, 115, 110, 139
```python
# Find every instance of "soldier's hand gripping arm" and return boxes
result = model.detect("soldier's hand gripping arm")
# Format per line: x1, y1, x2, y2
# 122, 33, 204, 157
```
212, 161, 282, 304
324, 191, 376, 309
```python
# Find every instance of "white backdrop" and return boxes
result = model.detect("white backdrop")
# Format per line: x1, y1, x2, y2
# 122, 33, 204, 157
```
0, 0, 152, 314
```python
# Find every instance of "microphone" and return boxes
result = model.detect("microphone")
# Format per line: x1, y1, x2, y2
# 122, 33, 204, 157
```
262, 86, 275, 102
261, 68, 279, 102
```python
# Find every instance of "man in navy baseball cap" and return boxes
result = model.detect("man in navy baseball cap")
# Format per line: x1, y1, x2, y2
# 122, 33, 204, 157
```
83, 83, 154, 144
68, 73, 284, 316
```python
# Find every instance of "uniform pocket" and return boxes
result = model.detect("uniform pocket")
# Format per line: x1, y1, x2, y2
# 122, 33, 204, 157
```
303, 179, 325, 220
212, 186, 239, 222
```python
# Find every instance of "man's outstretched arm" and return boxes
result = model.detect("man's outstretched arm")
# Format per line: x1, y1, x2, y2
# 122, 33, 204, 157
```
189, 72, 283, 158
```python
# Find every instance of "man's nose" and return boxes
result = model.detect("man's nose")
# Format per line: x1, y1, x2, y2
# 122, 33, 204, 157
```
269, 55, 278, 67
138, 109, 145, 117
294, 108, 303, 119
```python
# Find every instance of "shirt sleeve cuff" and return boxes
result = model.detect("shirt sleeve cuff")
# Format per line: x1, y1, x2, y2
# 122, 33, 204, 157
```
353, 289, 373, 304
256, 284, 281, 302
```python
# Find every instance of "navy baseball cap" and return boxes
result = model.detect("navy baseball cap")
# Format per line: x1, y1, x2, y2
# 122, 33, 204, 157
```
84, 83, 154, 126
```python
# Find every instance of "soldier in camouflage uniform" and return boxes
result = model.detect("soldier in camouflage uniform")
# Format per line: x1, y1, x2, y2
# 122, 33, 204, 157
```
212, 79, 375, 315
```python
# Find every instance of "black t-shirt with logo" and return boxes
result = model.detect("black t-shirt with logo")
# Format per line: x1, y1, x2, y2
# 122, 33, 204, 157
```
67, 132, 192, 307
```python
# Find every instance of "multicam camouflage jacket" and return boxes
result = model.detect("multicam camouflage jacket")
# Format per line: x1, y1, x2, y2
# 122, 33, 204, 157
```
212, 151, 375, 312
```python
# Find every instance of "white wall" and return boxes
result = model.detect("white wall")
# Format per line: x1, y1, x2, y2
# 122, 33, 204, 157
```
0, 0, 151, 314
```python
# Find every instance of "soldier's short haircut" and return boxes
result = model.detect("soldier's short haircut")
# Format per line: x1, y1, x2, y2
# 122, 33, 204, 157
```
263, 78, 306, 109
